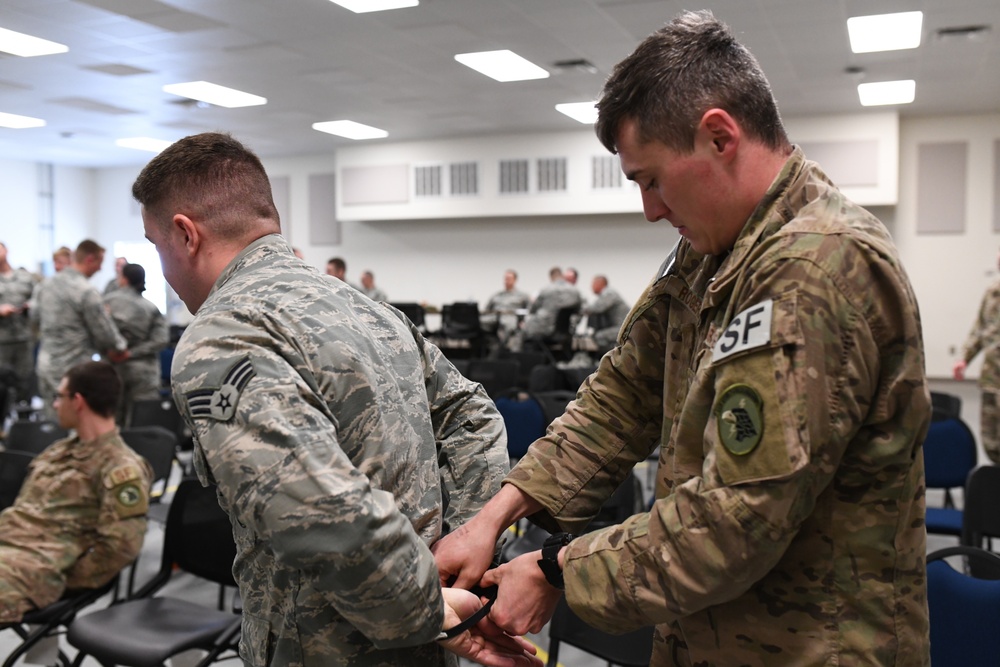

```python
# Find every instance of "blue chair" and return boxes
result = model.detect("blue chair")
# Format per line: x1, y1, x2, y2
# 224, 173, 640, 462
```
923, 417, 978, 536
927, 545, 1000, 667
495, 395, 546, 459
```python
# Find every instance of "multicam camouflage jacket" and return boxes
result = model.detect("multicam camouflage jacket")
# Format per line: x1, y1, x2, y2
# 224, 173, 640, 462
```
507, 148, 931, 666
961, 278, 1000, 389
0, 430, 151, 622
171, 235, 508, 667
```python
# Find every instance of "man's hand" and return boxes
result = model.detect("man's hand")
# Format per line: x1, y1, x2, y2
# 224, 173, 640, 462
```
953, 359, 967, 381
0, 304, 18, 317
438, 588, 542, 667
433, 519, 502, 590
107, 349, 131, 363
481, 550, 562, 636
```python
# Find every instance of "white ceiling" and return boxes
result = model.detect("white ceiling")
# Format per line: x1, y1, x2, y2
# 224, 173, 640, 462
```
1, 0, 998, 167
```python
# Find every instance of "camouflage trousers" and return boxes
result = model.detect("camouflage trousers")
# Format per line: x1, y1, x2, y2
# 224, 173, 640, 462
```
981, 388, 1000, 464
0, 340, 34, 403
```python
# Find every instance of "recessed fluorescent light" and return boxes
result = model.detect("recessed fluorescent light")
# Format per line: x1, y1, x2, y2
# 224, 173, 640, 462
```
0, 27, 68, 57
0, 111, 45, 129
328, 0, 418, 12
162, 81, 266, 108
556, 102, 598, 124
312, 120, 388, 140
847, 11, 923, 53
116, 137, 173, 153
858, 80, 915, 106
454, 50, 550, 82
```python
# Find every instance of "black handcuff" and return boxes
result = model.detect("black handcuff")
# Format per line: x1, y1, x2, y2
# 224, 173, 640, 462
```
437, 584, 499, 641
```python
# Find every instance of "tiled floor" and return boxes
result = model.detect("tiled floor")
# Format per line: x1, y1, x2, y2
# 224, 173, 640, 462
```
0, 379, 980, 666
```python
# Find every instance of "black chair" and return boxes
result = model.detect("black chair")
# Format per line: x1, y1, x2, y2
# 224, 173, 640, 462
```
528, 305, 580, 363
532, 389, 576, 426
923, 417, 978, 536
4, 420, 68, 456
388, 302, 427, 331
930, 391, 962, 422
927, 545, 1000, 667
961, 464, 1000, 575
440, 302, 484, 358
120, 426, 177, 502
129, 396, 193, 453
1, 578, 117, 667
67, 478, 241, 667
465, 358, 520, 399
0, 449, 33, 510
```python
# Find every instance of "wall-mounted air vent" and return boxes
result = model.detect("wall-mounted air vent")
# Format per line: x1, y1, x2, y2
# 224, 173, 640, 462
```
450, 162, 478, 196
414, 165, 442, 197
592, 155, 623, 189
500, 159, 530, 194
537, 157, 567, 192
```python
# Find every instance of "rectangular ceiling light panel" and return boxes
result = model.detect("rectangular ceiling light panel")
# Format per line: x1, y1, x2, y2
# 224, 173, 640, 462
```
454, 50, 550, 82
858, 80, 916, 106
312, 120, 388, 140
0, 26, 68, 57
848, 11, 923, 53
556, 102, 598, 124
0, 111, 46, 129
328, 0, 418, 13
163, 81, 267, 108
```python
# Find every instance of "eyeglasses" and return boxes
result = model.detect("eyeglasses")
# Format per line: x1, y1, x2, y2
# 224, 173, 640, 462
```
53, 391, 76, 403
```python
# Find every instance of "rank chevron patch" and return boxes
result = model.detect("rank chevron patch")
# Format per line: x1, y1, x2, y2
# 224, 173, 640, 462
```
185, 356, 256, 422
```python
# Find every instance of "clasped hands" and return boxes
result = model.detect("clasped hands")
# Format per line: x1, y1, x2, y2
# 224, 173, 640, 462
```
433, 522, 564, 666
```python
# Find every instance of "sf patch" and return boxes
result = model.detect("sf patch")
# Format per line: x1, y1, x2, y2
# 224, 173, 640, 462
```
716, 384, 764, 456
185, 355, 256, 422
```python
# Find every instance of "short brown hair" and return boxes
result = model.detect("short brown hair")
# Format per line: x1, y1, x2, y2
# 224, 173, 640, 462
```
74, 239, 105, 263
64, 361, 121, 418
132, 132, 279, 240
596, 10, 789, 155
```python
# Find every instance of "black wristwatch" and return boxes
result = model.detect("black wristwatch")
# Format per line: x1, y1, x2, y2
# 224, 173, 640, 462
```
537, 532, 574, 590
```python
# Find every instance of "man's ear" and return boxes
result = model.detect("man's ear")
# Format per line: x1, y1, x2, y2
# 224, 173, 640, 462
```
698, 108, 741, 159
172, 214, 201, 257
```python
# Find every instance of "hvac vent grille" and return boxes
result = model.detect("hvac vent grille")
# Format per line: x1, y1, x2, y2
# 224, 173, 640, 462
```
592, 155, 623, 189
414, 165, 442, 197
537, 157, 567, 192
500, 159, 530, 194
450, 162, 478, 196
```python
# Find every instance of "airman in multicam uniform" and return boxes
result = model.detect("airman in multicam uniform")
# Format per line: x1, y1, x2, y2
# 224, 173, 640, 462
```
31, 240, 127, 419
103, 263, 169, 423
135, 132, 541, 667
436, 11, 931, 667
0, 361, 151, 622
953, 248, 1000, 463
0, 241, 39, 403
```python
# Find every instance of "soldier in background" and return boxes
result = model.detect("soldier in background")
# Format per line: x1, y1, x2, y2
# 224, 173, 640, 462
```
51, 246, 71, 273
581, 274, 630, 355
0, 361, 151, 623
0, 241, 39, 404
135, 132, 540, 667
31, 240, 128, 420
522, 266, 581, 338
436, 10, 931, 666
481, 270, 531, 348
359, 270, 388, 302
953, 246, 1000, 463
102, 256, 128, 295
104, 263, 169, 424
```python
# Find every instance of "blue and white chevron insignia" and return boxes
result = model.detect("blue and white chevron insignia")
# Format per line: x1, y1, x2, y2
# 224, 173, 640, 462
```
186, 356, 256, 422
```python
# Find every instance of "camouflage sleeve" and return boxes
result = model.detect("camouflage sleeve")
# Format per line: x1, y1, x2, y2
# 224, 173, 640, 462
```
505, 285, 668, 535
962, 282, 1000, 363
562, 248, 922, 632
176, 327, 445, 649
81, 288, 126, 353
65, 459, 152, 589
391, 308, 509, 532
129, 303, 169, 359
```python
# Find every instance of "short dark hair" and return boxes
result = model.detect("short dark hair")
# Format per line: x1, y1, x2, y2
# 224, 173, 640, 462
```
596, 10, 789, 155
122, 263, 146, 293
74, 239, 105, 263
64, 361, 121, 418
327, 257, 346, 272
132, 132, 280, 239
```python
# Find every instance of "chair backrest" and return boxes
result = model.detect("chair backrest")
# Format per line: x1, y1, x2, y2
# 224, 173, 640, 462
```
119, 426, 177, 499
0, 450, 34, 510
923, 417, 978, 490
962, 465, 1000, 558
388, 302, 426, 329
547, 598, 654, 667
135, 478, 236, 599
532, 390, 575, 426
551, 305, 579, 338
159, 347, 175, 389
495, 395, 546, 459
4, 420, 68, 456
466, 359, 520, 399
930, 391, 962, 422
442, 302, 482, 338
927, 546, 1000, 667
129, 396, 183, 433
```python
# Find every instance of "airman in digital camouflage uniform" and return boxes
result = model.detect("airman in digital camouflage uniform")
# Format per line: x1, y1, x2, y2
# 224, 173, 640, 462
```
103, 263, 170, 424
31, 240, 128, 419
134, 132, 540, 667
522, 267, 581, 338
953, 247, 1000, 463
436, 10, 931, 666
0, 241, 39, 403
581, 275, 630, 355
0, 361, 151, 622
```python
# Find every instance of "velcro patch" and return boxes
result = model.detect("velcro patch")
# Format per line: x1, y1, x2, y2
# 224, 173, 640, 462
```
716, 384, 764, 456
104, 463, 142, 489
185, 356, 256, 422
712, 299, 773, 363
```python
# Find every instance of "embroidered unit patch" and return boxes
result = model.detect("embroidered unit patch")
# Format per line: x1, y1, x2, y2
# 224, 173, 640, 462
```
716, 384, 764, 456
